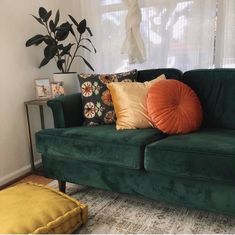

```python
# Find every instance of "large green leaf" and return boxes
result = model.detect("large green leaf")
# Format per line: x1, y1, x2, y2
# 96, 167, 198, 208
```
57, 59, 65, 71
55, 9, 60, 26
49, 20, 56, 32
43, 10, 52, 22
44, 37, 56, 46
55, 22, 71, 41
77, 19, 86, 34
81, 38, 97, 53
69, 26, 75, 37
56, 31, 70, 41
39, 7, 47, 19
39, 57, 50, 68
59, 22, 72, 30
57, 44, 64, 50
60, 43, 74, 56
78, 56, 94, 71
44, 45, 57, 59
25, 34, 44, 47
55, 29, 70, 41
30, 14, 44, 25
79, 45, 92, 53
86, 27, 93, 36
68, 15, 79, 27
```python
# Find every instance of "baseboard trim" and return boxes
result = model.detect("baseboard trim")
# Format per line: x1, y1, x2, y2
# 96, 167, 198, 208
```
0, 160, 42, 187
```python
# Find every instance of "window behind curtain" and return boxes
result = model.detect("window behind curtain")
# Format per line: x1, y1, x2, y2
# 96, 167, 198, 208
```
219, 0, 235, 68
78, 0, 234, 73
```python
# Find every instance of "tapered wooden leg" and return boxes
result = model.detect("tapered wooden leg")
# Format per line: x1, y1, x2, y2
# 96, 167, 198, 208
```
58, 181, 66, 193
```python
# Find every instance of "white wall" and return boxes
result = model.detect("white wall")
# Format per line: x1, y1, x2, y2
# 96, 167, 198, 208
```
0, 0, 74, 185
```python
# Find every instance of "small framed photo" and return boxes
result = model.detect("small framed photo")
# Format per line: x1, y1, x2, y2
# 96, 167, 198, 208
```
35, 79, 52, 100
51, 81, 65, 98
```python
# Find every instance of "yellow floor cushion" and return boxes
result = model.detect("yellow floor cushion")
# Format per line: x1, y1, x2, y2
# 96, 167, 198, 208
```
0, 182, 88, 234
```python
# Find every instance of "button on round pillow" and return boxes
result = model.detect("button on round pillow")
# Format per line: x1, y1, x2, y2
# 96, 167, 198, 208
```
147, 79, 203, 134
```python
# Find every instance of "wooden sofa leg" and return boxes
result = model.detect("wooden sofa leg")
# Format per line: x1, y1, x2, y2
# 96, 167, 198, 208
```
58, 181, 66, 193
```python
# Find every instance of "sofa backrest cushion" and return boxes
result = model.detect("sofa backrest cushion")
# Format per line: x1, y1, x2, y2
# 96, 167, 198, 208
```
182, 69, 235, 129
136, 68, 182, 82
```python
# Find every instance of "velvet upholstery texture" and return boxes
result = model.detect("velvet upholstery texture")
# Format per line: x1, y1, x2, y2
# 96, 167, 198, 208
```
47, 93, 83, 128
42, 156, 235, 216
182, 69, 235, 129
47, 69, 183, 128
36, 125, 166, 170
145, 128, 235, 183
36, 68, 235, 216
147, 79, 203, 134
137, 68, 182, 82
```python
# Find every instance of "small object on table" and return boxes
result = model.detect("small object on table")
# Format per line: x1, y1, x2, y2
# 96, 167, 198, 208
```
51, 81, 65, 98
35, 78, 52, 100
24, 99, 50, 175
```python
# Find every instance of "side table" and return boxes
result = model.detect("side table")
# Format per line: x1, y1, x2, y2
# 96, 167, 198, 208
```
24, 99, 50, 175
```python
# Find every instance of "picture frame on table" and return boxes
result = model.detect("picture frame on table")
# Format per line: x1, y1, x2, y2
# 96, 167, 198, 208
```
35, 78, 52, 100
51, 81, 65, 98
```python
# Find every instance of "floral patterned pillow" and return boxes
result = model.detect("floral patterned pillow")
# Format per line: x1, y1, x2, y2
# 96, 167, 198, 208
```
78, 70, 138, 126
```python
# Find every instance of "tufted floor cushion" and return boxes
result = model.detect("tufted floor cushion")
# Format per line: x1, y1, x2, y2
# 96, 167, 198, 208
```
36, 125, 166, 170
145, 128, 235, 184
0, 183, 87, 234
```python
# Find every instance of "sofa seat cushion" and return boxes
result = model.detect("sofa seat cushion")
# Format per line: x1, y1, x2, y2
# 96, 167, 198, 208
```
36, 125, 165, 170
145, 128, 235, 183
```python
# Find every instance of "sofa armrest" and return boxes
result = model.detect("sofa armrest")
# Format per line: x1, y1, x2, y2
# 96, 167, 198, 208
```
47, 93, 84, 128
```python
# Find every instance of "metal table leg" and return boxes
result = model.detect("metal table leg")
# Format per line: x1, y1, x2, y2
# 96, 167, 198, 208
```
39, 105, 45, 130
25, 103, 35, 172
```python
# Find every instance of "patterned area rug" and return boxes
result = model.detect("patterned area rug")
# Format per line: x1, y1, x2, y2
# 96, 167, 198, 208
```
48, 181, 235, 234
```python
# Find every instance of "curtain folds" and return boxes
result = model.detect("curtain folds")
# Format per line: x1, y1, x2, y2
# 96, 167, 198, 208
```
215, 0, 235, 68
73, 0, 235, 73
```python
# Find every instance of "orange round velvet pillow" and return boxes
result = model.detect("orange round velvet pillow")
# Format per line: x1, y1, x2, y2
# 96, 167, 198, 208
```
147, 79, 203, 134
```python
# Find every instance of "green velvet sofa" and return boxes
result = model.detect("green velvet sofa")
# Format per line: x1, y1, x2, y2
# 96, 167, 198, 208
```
36, 68, 235, 216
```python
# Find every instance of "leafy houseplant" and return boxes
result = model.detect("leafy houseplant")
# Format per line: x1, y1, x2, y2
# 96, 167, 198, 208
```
26, 7, 96, 73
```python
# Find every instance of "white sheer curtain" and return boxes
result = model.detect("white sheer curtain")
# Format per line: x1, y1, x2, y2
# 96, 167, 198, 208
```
73, 0, 234, 73
138, 0, 216, 71
215, 0, 235, 68
72, 0, 127, 73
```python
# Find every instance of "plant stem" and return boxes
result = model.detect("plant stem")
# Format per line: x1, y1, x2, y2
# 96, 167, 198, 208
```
64, 55, 67, 72
65, 55, 70, 73
67, 34, 81, 72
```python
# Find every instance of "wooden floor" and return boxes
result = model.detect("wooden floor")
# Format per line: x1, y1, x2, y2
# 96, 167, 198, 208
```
0, 175, 53, 190
15, 175, 53, 185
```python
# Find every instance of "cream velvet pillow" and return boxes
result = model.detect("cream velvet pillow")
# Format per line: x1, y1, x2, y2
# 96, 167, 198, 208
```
107, 74, 166, 130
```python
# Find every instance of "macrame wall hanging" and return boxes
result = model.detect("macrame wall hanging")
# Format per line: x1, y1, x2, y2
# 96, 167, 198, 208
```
121, 0, 146, 64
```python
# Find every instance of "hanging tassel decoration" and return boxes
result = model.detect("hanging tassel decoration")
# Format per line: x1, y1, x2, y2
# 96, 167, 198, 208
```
121, 0, 146, 64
